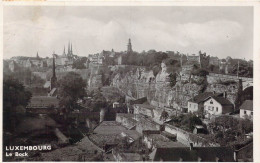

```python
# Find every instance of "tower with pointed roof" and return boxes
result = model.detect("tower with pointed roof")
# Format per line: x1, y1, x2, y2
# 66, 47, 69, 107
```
63, 46, 66, 56
68, 42, 71, 56
36, 52, 40, 59
50, 54, 57, 90
127, 38, 133, 54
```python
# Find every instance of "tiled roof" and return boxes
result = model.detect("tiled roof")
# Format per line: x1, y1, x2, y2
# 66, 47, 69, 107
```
27, 96, 59, 108
189, 92, 222, 103
93, 121, 127, 135
240, 100, 253, 111
151, 147, 234, 161
210, 96, 233, 105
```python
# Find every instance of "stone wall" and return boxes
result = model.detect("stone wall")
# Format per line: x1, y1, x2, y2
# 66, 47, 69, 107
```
112, 65, 241, 111
164, 124, 218, 147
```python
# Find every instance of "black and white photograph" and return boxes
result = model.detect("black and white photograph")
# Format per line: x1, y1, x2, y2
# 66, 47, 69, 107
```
2, 4, 256, 162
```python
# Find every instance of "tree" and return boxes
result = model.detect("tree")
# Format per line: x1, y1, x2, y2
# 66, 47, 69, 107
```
3, 75, 32, 132
58, 72, 87, 113
169, 73, 177, 87
72, 57, 88, 69
160, 110, 169, 122
181, 113, 203, 131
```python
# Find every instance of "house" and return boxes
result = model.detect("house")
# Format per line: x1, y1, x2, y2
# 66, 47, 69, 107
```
149, 146, 235, 161
26, 96, 59, 114
239, 100, 253, 120
204, 96, 234, 119
143, 130, 185, 150
193, 125, 207, 134
113, 102, 120, 108
188, 92, 222, 114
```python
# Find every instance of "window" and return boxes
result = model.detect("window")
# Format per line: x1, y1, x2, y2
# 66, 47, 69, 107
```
190, 104, 191, 107
216, 107, 218, 112
244, 110, 247, 114
251, 112, 253, 115
212, 107, 214, 111
210, 100, 213, 104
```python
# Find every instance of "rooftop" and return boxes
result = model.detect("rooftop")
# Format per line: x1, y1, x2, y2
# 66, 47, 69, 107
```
150, 147, 234, 162
147, 134, 186, 148
27, 96, 59, 108
240, 100, 253, 111
93, 121, 127, 135
189, 92, 222, 103
209, 96, 233, 105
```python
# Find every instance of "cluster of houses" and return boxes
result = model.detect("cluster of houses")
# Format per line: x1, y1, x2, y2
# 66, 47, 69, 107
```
188, 92, 253, 120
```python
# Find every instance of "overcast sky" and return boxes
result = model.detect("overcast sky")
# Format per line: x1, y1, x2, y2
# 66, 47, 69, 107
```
3, 6, 253, 60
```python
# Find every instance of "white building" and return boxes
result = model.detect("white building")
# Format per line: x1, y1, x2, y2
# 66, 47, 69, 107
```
204, 96, 234, 119
239, 100, 253, 120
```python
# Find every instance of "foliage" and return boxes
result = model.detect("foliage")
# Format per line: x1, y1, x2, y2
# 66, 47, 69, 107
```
72, 57, 88, 69
169, 113, 203, 132
122, 51, 168, 67
83, 90, 107, 112
207, 115, 253, 146
230, 60, 253, 78
180, 113, 203, 131
191, 68, 209, 77
168, 73, 177, 87
3, 75, 32, 132
58, 72, 87, 112
160, 110, 169, 122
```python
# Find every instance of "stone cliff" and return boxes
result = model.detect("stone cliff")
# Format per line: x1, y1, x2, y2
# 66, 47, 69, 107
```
111, 63, 240, 109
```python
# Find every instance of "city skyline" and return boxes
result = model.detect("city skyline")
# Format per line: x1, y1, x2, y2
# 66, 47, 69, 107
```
4, 6, 253, 60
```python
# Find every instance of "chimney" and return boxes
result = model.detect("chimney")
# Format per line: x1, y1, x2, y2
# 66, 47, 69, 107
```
223, 91, 227, 98
189, 143, 193, 150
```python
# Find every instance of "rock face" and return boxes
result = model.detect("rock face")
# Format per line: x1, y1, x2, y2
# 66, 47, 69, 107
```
112, 64, 240, 109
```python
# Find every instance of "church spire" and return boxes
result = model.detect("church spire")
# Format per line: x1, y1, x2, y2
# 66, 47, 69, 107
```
51, 54, 57, 90
36, 52, 39, 59
68, 41, 70, 55
127, 38, 133, 54
70, 43, 73, 54
63, 46, 66, 56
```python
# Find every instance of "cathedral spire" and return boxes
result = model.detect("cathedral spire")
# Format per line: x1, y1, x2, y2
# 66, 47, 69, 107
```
63, 46, 66, 56
70, 43, 73, 54
68, 41, 70, 55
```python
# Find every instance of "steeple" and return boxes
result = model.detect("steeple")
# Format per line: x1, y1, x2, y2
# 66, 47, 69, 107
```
70, 43, 73, 54
36, 52, 39, 59
127, 38, 133, 54
50, 54, 57, 90
63, 46, 66, 56
68, 42, 70, 55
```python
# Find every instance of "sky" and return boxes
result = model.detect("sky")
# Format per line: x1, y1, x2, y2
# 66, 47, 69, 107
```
3, 6, 253, 60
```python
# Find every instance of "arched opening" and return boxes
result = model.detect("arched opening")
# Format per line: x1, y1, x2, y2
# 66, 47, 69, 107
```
242, 86, 253, 101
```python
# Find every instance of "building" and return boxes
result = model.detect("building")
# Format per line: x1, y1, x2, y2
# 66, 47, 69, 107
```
239, 100, 253, 120
203, 96, 234, 119
188, 92, 222, 114
50, 55, 57, 91
112, 149, 142, 161
26, 96, 59, 114
52, 42, 77, 66
127, 38, 133, 54
149, 147, 235, 161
